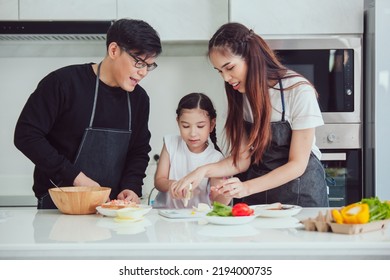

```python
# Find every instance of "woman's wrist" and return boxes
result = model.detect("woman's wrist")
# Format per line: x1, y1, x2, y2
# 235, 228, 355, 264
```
242, 181, 253, 197
197, 164, 210, 178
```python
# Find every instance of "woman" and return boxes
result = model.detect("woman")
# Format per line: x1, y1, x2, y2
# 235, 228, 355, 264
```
171, 22, 328, 207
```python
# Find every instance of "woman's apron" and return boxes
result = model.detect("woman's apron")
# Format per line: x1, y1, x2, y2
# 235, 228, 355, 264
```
40, 63, 132, 209
241, 80, 329, 207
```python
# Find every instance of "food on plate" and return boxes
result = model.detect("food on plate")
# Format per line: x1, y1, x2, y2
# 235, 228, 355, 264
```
207, 201, 233, 217
331, 197, 390, 225
192, 203, 211, 213
260, 202, 282, 210
206, 201, 254, 217
231, 203, 254, 216
100, 199, 138, 209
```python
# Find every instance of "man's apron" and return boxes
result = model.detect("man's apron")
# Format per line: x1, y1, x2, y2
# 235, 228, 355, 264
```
40, 63, 132, 208
73, 63, 132, 199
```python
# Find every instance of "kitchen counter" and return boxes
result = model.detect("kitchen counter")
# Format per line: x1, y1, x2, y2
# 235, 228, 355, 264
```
0, 207, 389, 260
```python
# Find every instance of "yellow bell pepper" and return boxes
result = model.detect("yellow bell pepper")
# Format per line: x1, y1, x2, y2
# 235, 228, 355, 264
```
332, 203, 370, 224
332, 209, 344, 224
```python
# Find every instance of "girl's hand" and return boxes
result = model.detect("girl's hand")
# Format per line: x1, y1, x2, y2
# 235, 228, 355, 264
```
170, 180, 192, 200
212, 177, 251, 199
168, 180, 181, 199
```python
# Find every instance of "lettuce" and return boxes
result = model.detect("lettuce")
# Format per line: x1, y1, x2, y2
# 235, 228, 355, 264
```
206, 201, 233, 216
360, 197, 390, 222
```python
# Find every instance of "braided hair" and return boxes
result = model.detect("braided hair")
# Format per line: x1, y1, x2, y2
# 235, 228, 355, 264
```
176, 93, 222, 153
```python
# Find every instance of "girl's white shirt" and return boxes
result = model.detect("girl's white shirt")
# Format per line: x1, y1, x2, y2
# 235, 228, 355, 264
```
153, 134, 224, 209
243, 75, 324, 159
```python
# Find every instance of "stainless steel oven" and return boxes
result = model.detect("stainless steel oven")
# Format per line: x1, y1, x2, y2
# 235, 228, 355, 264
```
321, 150, 362, 207
265, 35, 363, 206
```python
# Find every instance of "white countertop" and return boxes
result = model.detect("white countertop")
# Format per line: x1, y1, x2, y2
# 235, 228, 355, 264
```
0, 207, 389, 260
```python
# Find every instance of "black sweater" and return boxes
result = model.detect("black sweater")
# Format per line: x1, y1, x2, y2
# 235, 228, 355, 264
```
14, 63, 151, 198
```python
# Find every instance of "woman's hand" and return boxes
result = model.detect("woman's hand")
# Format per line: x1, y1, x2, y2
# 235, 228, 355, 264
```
212, 177, 251, 199
170, 167, 207, 199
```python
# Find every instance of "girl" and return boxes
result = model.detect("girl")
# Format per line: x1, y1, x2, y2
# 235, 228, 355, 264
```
153, 93, 230, 208
171, 23, 329, 207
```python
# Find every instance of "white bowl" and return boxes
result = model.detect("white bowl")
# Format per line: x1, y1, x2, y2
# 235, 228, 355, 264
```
254, 204, 302, 218
205, 215, 256, 225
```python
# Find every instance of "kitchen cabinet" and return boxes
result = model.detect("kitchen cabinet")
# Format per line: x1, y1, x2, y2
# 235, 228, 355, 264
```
230, 0, 364, 35
19, 0, 116, 20
117, 0, 229, 41
0, 0, 18, 20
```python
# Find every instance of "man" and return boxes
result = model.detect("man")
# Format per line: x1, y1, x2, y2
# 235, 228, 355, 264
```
14, 19, 162, 209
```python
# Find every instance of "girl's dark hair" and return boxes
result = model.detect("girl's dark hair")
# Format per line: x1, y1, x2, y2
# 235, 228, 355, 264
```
208, 22, 306, 166
176, 93, 222, 153
106, 18, 162, 59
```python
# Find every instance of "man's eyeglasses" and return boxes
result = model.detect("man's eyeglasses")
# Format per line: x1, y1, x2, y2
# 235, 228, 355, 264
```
122, 48, 158, 71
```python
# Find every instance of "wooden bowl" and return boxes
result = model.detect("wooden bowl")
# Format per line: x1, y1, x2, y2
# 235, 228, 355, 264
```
49, 186, 111, 215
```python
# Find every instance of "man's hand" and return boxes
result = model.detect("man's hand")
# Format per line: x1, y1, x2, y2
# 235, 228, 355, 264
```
73, 172, 100, 187
117, 189, 141, 204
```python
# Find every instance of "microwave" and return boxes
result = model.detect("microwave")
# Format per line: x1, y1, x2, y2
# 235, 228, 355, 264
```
265, 35, 362, 124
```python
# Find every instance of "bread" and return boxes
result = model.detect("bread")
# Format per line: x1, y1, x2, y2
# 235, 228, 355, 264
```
100, 199, 138, 209
262, 202, 283, 210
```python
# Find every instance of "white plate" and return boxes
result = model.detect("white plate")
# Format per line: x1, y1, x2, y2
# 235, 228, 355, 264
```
205, 215, 256, 225
254, 204, 302, 218
96, 204, 151, 218
116, 205, 152, 219
158, 209, 208, 219
96, 206, 117, 217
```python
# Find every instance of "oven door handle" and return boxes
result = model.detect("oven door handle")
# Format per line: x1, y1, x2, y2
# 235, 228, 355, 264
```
321, 152, 347, 161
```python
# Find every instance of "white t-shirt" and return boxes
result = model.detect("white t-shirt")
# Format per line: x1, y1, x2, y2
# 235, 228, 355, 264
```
153, 134, 224, 209
243, 75, 324, 159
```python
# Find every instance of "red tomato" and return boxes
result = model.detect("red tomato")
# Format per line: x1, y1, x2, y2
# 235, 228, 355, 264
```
232, 203, 254, 216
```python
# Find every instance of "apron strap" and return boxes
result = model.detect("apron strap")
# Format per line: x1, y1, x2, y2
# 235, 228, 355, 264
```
126, 91, 132, 131
278, 79, 286, 122
89, 62, 132, 131
89, 63, 101, 127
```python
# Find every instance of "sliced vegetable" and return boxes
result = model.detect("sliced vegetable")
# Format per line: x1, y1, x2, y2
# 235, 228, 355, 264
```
331, 197, 390, 224
331, 203, 369, 224
232, 203, 254, 216
332, 209, 344, 224
206, 201, 232, 217
340, 203, 370, 224
361, 197, 390, 222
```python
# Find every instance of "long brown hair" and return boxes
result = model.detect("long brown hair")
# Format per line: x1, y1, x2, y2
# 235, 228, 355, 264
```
208, 22, 289, 166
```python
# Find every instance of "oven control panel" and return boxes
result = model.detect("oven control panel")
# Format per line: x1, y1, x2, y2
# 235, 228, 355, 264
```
315, 123, 361, 149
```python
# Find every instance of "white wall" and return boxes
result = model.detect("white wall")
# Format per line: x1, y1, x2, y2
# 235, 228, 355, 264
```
0, 45, 227, 200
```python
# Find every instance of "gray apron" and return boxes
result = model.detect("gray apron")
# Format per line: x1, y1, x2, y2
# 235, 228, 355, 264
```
72, 63, 132, 199
241, 80, 328, 207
